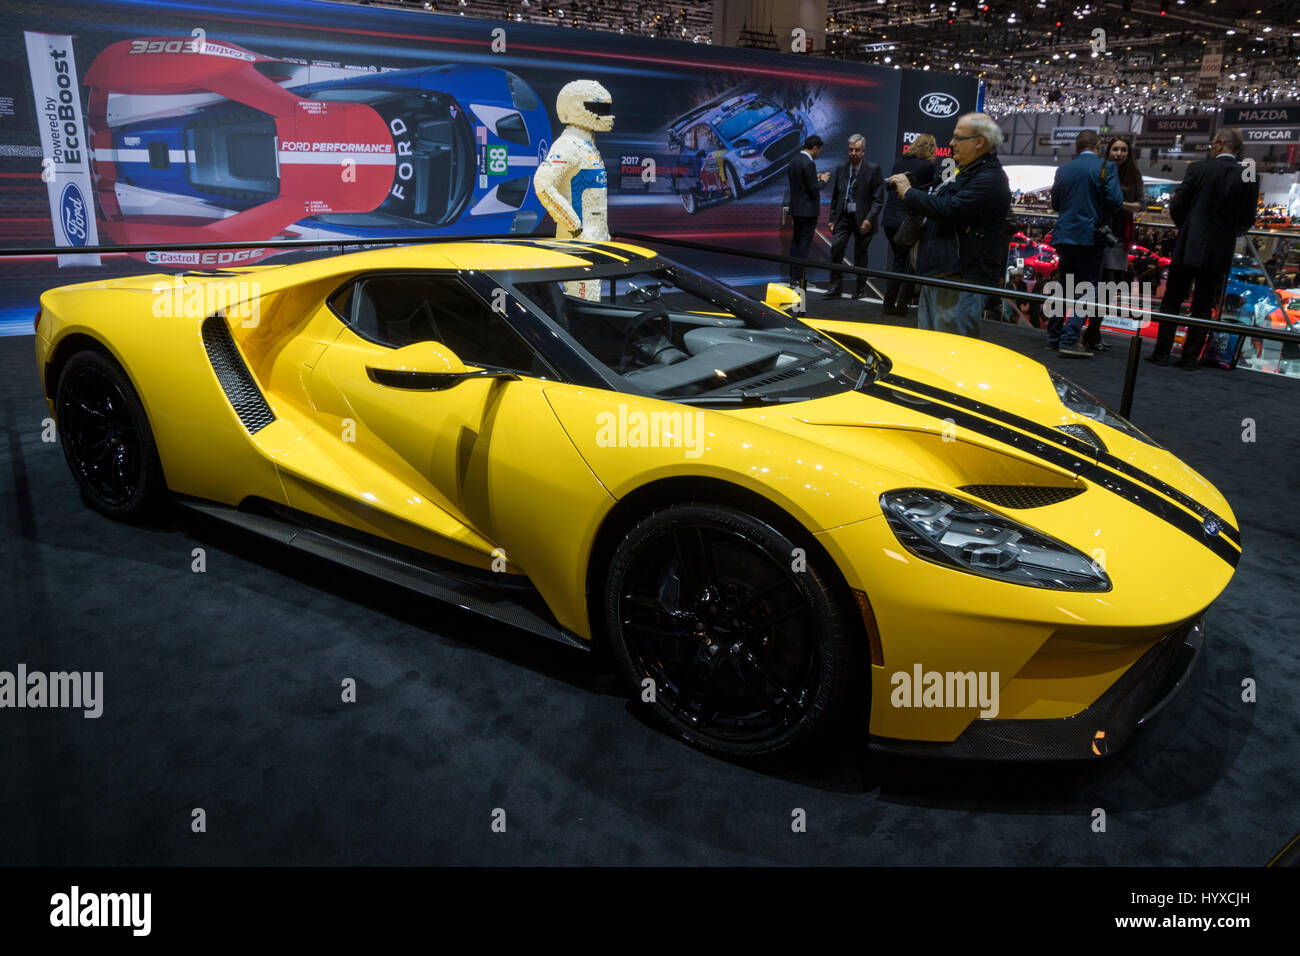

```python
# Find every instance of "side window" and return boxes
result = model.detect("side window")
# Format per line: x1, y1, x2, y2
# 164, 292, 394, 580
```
335, 275, 540, 373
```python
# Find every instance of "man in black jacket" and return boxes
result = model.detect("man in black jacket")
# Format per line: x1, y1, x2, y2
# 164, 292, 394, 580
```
824, 134, 885, 298
1150, 127, 1260, 368
888, 113, 1012, 337
786, 134, 829, 284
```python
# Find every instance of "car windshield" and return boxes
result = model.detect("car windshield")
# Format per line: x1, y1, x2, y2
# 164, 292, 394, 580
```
305, 87, 474, 226
715, 100, 783, 140
511, 263, 875, 403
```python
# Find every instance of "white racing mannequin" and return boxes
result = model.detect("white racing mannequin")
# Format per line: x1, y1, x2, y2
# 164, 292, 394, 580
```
534, 79, 614, 300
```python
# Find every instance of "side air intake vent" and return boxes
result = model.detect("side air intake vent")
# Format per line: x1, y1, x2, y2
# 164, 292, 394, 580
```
1055, 423, 1107, 453
960, 485, 1084, 509
202, 316, 275, 434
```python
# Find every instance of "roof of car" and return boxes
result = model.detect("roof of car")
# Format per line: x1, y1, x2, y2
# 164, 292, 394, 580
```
309, 238, 659, 274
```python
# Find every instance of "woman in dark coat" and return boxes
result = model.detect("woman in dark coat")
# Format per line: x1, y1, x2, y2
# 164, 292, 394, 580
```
1087, 133, 1146, 350
881, 134, 938, 316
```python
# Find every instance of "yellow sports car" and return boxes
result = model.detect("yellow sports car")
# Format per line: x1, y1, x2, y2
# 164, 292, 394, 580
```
34, 239, 1239, 759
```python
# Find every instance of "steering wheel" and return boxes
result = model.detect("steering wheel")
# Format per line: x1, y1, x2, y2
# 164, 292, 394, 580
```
619, 305, 681, 371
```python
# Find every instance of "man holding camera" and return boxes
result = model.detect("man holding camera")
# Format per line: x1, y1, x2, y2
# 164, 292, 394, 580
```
1048, 130, 1124, 358
887, 112, 1012, 337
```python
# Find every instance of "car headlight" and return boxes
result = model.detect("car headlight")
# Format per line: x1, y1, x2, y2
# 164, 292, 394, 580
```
1048, 370, 1159, 447
737, 147, 762, 158
881, 489, 1110, 591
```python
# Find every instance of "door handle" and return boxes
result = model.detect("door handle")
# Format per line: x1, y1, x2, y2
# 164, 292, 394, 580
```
365, 366, 520, 391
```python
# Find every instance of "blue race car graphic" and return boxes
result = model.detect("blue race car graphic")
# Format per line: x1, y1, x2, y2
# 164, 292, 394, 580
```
667, 91, 811, 214
84, 37, 550, 257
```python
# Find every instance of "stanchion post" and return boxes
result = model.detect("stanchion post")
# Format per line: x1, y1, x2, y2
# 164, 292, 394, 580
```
1121, 330, 1142, 419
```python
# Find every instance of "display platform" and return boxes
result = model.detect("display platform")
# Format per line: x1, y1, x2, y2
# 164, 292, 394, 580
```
1, 313, 1296, 866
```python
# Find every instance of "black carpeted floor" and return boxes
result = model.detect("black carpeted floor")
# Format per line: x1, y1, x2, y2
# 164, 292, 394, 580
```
2, 307, 1297, 866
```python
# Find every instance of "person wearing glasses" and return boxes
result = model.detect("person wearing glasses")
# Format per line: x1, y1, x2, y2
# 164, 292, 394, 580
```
1150, 127, 1260, 369
887, 113, 1012, 337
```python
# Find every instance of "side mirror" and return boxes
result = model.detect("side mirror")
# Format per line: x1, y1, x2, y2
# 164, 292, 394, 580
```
365, 341, 518, 391
764, 282, 803, 315
627, 280, 663, 304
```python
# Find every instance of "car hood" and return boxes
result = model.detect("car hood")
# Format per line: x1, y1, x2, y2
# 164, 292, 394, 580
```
754, 322, 1237, 529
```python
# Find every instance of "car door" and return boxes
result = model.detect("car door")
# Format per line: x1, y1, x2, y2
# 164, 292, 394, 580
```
291, 270, 600, 572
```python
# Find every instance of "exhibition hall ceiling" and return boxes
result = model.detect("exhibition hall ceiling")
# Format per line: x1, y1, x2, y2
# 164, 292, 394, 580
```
358, 0, 1300, 115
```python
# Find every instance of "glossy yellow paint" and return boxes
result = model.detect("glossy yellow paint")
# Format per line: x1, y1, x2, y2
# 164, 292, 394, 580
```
33, 241, 1238, 745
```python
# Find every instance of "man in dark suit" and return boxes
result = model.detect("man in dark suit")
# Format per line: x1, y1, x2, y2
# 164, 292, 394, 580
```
824, 134, 885, 298
786, 134, 829, 284
1151, 127, 1260, 369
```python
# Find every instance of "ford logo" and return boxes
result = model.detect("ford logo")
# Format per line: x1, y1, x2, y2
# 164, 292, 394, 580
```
1203, 517, 1222, 537
919, 93, 960, 118
59, 182, 89, 247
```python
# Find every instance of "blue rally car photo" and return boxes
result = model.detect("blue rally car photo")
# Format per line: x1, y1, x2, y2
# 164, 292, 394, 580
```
667, 90, 811, 214
83, 37, 550, 258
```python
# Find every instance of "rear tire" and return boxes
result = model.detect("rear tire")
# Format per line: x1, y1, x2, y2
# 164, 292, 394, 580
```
605, 502, 855, 757
55, 349, 166, 522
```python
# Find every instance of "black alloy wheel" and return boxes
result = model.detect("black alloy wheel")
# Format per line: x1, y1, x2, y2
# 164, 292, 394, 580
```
605, 502, 855, 757
55, 350, 166, 521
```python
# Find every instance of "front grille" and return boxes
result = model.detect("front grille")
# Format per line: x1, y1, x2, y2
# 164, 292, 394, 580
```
961, 484, 1084, 509
1055, 423, 1107, 453
202, 316, 275, 434
763, 130, 800, 162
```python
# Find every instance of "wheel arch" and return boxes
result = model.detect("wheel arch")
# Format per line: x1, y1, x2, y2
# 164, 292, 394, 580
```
44, 332, 130, 400
584, 475, 867, 651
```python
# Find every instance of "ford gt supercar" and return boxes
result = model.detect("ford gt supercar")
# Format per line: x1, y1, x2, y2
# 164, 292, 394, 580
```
84, 37, 549, 256
35, 239, 1239, 760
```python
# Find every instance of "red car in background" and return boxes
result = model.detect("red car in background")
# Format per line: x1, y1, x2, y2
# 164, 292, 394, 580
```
1024, 243, 1058, 277
1129, 245, 1171, 270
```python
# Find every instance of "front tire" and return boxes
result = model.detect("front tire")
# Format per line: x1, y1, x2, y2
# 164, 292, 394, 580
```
605, 502, 855, 757
725, 162, 744, 200
680, 190, 698, 215
55, 349, 166, 521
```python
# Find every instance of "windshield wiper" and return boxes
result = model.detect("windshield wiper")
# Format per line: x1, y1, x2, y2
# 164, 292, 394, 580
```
674, 391, 812, 406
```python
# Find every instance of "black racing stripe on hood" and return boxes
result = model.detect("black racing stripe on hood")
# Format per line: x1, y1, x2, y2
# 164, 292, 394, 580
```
863, 383, 1240, 569
537, 241, 626, 262
883, 372, 1241, 548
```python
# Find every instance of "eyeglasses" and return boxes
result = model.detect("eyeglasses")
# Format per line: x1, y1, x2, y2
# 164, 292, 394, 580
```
951, 134, 981, 143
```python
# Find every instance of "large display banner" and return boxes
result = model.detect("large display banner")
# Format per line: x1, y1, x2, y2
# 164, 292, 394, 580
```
0, 0, 971, 332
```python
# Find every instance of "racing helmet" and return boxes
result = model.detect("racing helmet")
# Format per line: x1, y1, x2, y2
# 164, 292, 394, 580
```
556, 79, 614, 132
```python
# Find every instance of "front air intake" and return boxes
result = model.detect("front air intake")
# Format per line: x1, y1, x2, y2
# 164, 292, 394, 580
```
960, 485, 1084, 509
201, 316, 275, 434
1055, 423, 1107, 453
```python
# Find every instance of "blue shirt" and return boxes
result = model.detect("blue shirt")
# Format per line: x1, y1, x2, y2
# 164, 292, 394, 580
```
1050, 151, 1124, 247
